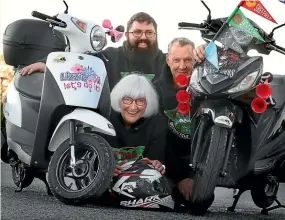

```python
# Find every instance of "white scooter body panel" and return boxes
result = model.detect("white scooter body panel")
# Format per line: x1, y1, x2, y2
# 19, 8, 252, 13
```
55, 13, 99, 53
48, 108, 116, 152
46, 52, 106, 109
3, 82, 22, 127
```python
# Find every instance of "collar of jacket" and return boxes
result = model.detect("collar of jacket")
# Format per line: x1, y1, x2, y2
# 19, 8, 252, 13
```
112, 111, 147, 131
158, 62, 181, 92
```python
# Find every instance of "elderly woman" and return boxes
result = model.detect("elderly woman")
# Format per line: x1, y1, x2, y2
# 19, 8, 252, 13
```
107, 73, 167, 176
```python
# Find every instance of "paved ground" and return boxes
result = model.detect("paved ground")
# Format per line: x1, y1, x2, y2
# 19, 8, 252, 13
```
1, 162, 285, 220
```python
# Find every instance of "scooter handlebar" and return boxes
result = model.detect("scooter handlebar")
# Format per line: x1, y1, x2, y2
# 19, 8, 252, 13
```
31, 11, 66, 27
32, 11, 55, 21
274, 44, 285, 54
178, 22, 202, 28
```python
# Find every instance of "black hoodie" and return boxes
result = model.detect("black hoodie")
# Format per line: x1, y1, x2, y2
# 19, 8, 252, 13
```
105, 111, 168, 163
39, 41, 166, 90
102, 41, 166, 89
154, 63, 192, 184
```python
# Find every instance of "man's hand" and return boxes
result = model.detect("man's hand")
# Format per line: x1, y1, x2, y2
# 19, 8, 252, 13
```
143, 158, 165, 174
193, 44, 206, 63
113, 160, 128, 176
19, 62, 46, 76
177, 178, 193, 201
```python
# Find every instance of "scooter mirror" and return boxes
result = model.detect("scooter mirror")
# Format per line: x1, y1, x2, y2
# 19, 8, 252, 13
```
63, 0, 69, 14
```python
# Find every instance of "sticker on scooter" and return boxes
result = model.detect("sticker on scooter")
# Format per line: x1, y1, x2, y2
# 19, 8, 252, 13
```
53, 55, 66, 63
204, 49, 240, 78
60, 64, 101, 92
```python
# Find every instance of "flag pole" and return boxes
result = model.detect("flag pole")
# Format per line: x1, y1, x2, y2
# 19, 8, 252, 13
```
212, 2, 243, 42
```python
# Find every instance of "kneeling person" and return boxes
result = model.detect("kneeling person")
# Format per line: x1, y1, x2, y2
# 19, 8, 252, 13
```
109, 73, 167, 169
102, 73, 174, 209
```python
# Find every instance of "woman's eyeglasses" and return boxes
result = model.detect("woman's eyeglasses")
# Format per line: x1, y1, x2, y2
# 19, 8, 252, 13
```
122, 97, 146, 106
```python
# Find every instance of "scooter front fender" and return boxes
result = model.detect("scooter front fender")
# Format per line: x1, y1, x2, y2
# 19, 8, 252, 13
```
48, 108, 115, 152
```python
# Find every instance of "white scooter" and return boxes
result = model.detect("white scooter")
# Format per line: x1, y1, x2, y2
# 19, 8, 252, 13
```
1, 0, 124, 205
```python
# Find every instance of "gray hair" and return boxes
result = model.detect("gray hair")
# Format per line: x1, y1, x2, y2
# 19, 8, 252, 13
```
167, 37, 195, 53
110, 73, 159, 117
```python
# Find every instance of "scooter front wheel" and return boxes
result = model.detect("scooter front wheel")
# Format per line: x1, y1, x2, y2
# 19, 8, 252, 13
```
188, 124, 228, 215
47, 133, 115, 205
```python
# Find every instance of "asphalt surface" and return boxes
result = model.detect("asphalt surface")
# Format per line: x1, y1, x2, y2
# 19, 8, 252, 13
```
1, 162, 285, 220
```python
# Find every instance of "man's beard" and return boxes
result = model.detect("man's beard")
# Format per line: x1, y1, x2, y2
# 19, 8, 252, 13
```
123, 39, 159, 62
128, 39, 158, 53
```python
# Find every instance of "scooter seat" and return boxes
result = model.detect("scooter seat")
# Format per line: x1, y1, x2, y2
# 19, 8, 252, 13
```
271, 74, 285, 109
14, 69, 44, 100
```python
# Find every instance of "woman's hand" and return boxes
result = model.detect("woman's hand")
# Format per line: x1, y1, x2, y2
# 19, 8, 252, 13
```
143, 158, 165, 174
113, 160, 128, 176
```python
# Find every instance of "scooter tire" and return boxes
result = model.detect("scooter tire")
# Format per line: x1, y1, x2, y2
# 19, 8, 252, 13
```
188, 124, 228, 215
47, 133, 115, 205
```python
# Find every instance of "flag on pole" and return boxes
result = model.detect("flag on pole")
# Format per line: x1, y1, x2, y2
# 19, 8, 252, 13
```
205, 41, 219, 70
204, 2, 265, 70
204, 6, 241, 70
205, 5, 242, 69
227, 8, 264, 42
240, 0, 277, 24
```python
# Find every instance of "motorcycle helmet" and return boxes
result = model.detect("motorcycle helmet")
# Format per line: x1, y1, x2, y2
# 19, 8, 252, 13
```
111, 159, 175, 209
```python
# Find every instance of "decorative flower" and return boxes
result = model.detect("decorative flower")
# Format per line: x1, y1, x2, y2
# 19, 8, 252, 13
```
71, 64, 83, 73
87, 78, 93, 84
176, 90, 191, 103
177, 103, 190, 115
175, 74, 189, 88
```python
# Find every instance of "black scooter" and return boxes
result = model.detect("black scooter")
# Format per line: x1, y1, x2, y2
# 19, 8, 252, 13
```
178, 0, 285, 215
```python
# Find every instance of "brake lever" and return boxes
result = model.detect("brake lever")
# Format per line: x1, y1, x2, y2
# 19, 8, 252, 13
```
46, 18, 66, 28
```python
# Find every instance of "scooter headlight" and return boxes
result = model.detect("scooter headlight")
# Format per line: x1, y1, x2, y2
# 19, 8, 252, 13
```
90, 25, 106, 51
227, 71, 259, 94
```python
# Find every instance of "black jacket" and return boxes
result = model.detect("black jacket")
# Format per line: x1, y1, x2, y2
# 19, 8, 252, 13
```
106, 111, 168, 163
39, 41, 166, 90
154, 63, 192, 184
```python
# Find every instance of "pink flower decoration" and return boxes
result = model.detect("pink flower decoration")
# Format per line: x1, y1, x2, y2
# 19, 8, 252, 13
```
71, 64, 83, 73
87, 79, 93, 84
